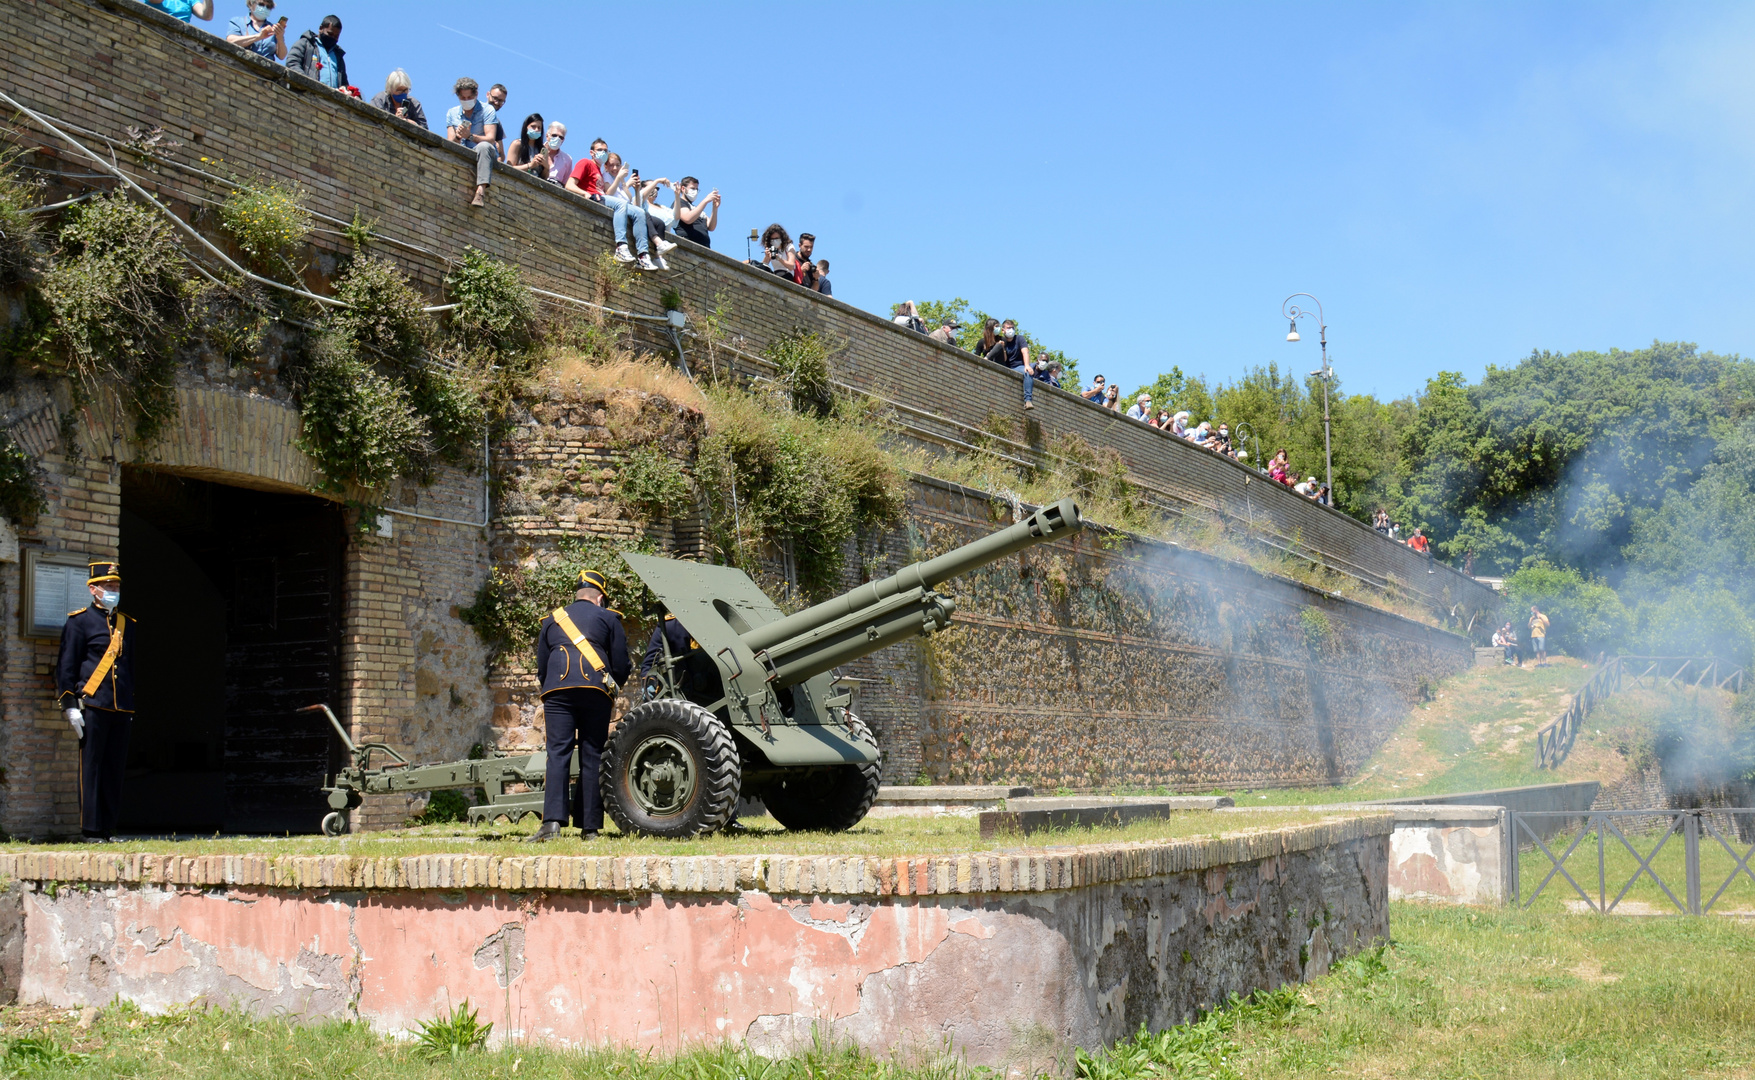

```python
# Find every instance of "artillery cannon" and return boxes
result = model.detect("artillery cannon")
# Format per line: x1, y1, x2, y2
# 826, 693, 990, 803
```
312, 496, 1084, 837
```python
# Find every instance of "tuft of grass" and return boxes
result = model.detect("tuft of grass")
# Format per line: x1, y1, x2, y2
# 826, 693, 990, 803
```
412, 1000, 491, 1061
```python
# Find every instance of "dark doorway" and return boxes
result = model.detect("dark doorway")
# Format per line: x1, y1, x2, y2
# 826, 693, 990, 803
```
119, 468, 346, 834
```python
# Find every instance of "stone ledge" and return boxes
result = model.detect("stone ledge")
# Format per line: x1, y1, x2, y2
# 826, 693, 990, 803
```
1221, 804, 1505, 827
0, 815, 1392, 897
874, 785, 1035, 803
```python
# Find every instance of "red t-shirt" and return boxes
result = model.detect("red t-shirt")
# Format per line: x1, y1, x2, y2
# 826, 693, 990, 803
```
568, 157, 602, 196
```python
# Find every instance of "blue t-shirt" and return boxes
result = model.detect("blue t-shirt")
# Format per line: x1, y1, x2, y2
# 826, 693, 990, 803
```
227, 16, 279, 58
444, 100, 500, 143
146, 0, 197, 21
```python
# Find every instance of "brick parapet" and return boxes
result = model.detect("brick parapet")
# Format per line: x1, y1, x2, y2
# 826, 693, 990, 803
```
0, 812, 1391, 895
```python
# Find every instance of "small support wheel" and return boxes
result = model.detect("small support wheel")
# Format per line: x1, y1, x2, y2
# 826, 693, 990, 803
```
321, 811, 347, 837
602, 699, 741, 838
763, 713, 881, 832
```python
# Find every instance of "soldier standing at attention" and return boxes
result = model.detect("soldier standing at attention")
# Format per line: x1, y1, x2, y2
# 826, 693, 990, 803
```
56, 560, 134, 841
528, 570, 630, 843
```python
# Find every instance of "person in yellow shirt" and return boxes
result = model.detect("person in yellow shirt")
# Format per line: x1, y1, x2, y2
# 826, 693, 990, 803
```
1528, 605, 1551, 667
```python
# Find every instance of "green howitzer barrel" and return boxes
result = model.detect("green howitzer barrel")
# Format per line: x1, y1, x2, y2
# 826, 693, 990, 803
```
737, 496, 1084, 687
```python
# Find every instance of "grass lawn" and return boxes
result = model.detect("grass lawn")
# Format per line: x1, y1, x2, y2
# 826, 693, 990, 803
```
0, 809, 1345, 860
1, 903, 1751, 1079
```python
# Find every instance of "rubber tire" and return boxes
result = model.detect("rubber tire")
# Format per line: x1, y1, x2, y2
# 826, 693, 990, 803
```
602, 699, 741, 838
763, 714, 881, 833
321, 811, 347, 837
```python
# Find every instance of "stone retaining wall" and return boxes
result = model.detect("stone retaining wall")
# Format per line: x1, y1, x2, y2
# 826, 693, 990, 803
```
0, 814, 1391, 1065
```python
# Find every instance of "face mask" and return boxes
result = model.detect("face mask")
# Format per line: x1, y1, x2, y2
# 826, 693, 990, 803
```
592, 150, 608, 164
390, 92, 407, 103
318, 31, 338, 46
527, 126, 542, 139
683, 188, 697, 201
546, 135, 563, 149
98, 589, 120, 610
253, 4, 272, 18
1003, 328, 1016, 340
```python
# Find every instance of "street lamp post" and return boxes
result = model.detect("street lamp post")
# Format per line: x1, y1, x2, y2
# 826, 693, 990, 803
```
1282, 294, 1333, 502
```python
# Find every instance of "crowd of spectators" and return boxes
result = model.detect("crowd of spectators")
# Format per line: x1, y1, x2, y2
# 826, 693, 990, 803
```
151, 2, 748, 273
750, 225, 829, 295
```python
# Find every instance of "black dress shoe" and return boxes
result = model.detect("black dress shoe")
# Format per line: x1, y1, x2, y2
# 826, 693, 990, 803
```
581, 830, 599, 840
525, 821, 562, 843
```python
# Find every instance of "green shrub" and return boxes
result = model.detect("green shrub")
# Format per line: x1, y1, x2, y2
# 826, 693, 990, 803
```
0, 157, 43, 288
1299, 606, 1333, 647
1503, 562, 1630, 657
218, 179, 312, 270
36, 193, 189, 441
615, 445, 695, 522
328, 255, 430, 369
699, 388, 907, 598
444, 247, 534, 356
408, 363, 488, 472
0, 427, 46, 524
1635, 583, 1755, 666
762, 327, 835, 416
460, 536, 660, 656
294, 335, 426, 490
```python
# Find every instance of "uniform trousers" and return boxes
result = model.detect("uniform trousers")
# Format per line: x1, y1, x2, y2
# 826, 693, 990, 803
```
80, 708, 131, 838
542, 688, 612, 831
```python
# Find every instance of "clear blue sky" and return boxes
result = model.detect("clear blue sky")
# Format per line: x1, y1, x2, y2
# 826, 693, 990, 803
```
261, 1, 1754, 401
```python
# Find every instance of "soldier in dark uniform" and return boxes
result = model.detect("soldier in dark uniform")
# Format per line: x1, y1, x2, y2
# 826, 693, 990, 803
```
55, 560, 134, 841
639, 612, 711, 703
528, 569, 631, 843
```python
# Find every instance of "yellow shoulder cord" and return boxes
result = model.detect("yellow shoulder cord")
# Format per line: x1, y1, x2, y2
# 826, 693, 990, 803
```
550, 607, 612, 681
80, 614, 126, 699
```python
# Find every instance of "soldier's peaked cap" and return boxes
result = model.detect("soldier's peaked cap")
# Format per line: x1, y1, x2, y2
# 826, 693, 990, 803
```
576, 569, 610, 594
87, 560, 121, 584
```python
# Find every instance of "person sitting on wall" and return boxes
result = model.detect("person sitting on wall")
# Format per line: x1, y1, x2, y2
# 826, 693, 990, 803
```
141, 0, 214, 23
529, 570, 631, 843
793, 234, 821, 290
813, 260, 832, 296
1294, 475, 1318, 497
1033, 357, 1063, 390
993, 319, 1036, 412
57, 561, 136, 842
1082, 374, 1108, 403
1408, 527, 1431, 555
891, 300, 926, 333
927, 318, 960, 346
287, 15, 349, 92
1127, 394, 1152, 422
673, 177, 720, 249
567, 141, 658, 270
752, 224, 797, 279
539, 122, 573, 185
504, 112, 552, 177
446, 77, 501, 209
226, 1, 285, 60
1102, 383, 1122, 411
1494, 622, 1521, 667
369, 69, 428, 130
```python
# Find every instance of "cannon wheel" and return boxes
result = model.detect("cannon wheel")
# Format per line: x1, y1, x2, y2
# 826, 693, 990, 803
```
321, 811, 347, 837
762, 714, 881, 832
602, 699, 741, 838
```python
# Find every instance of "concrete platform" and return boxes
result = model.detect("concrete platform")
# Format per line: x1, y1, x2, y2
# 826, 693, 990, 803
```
980, 796, 1236, 839
0, 814, 1391, 1069
866, 785, 1035, 817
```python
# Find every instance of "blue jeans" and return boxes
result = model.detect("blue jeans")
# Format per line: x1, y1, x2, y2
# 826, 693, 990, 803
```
601, 194, 649, 253
1014, 365, 1034, 405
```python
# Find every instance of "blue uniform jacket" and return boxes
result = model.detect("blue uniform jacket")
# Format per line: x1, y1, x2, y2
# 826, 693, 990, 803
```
640, 615, 702, 677
535, 600, 631, 698
56, 605, 135, 712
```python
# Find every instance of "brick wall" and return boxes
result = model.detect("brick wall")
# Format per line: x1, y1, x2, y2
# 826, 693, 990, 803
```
0, 0, 1486, 830
0, 0, 1495, 620
844, 478, 1474, 789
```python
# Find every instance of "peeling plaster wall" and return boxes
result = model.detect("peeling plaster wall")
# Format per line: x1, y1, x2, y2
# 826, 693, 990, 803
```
7, 835, 1386, 1068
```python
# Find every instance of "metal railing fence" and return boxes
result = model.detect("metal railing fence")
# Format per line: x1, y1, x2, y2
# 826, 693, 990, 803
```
1535, 657, 1746, 769
1511, 808, 1755, 915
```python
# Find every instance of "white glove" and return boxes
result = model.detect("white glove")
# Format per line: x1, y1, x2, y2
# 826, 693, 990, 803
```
64, 708, 84, 740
